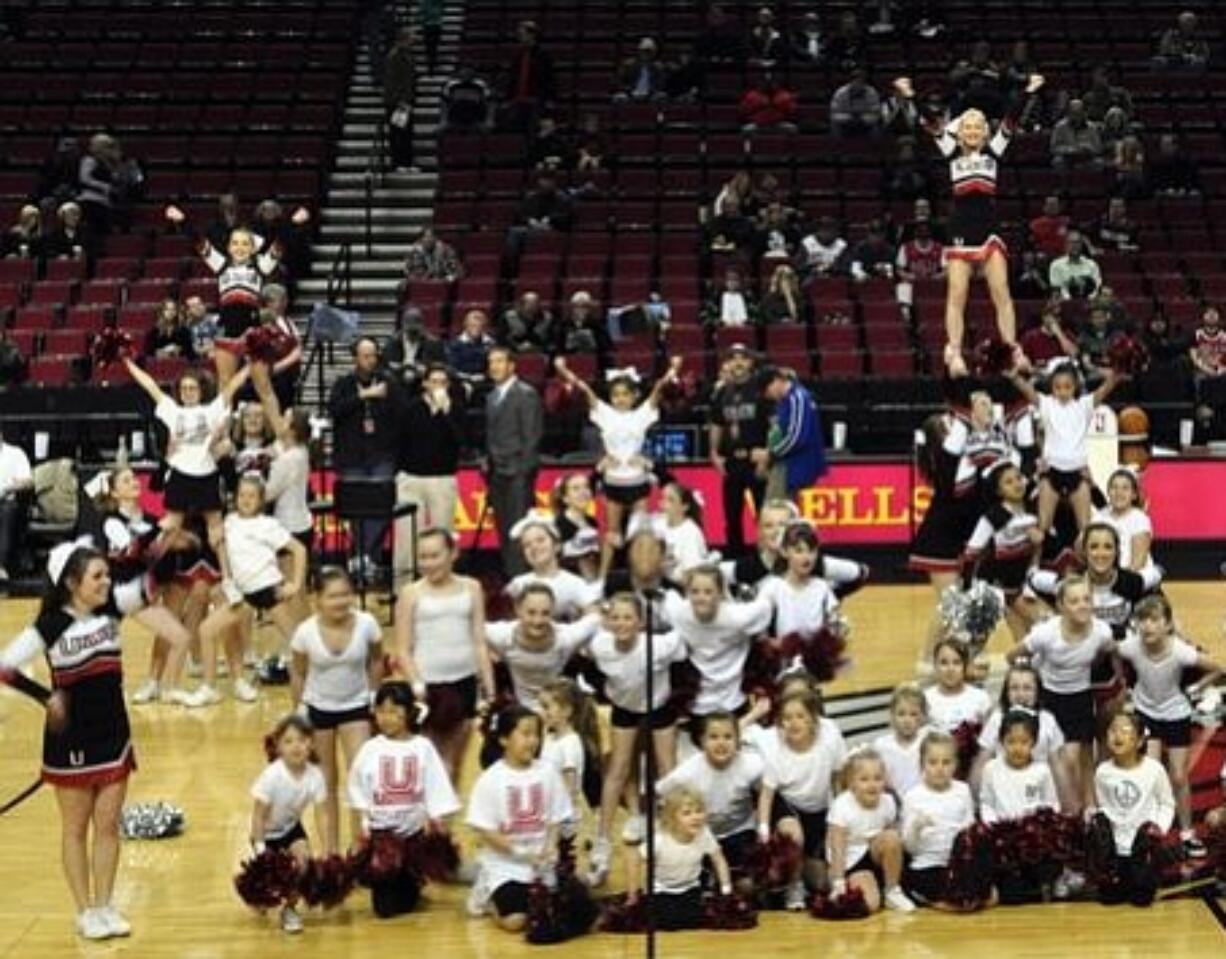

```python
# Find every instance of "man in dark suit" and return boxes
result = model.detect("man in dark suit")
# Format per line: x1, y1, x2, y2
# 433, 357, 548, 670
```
484, 346, 543, 575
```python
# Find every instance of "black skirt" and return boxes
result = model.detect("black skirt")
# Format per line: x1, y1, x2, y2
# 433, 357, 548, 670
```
910, 492, 979, 572
163, 469, 224, 514
43, 676, 135, 788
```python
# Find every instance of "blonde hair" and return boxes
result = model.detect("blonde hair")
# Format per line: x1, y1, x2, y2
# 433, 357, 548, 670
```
661, 786, 706, 832
919, 730, 957, 763
889, 682, 927, 719
1055, 573, 1091, 605
843, 747, 886, 785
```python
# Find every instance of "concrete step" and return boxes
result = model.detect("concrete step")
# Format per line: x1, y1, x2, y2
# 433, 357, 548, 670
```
322, 207, 434, 224
314, 242, 436, 259
326, 188, 436, 203
317, 225, 429, 243
330, 171, 438, 189
336, 155, 438, 171
299, 277, 405, 296
310, 259, 408, 278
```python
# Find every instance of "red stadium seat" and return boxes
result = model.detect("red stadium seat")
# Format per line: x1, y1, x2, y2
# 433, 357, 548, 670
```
26, 356, 75, 387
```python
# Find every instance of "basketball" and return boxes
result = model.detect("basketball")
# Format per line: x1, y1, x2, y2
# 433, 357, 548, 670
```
1118, 406, 1150, 440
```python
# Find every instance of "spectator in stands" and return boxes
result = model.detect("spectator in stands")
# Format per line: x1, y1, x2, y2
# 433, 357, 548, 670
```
1148, 133, 1200, 195
206, 194, 244, 253
447, 308, 495, 395
1050, 99, 1105, 170
37, 137, 81, 208
714, 171, 755, 218
441, 66, 492, 131
1012, 250, 1052, 300
1078, 302, 1120, 383
1002, 40, 1038, 110
760, 264, 805, 324
1098, 106, 1132, 153
1089, 285, 1133, 331
825, 10, 866, 71
614, 37, 668, 102
554, 290, 611, 364
484, 346, 544, 576
0, 429, 32, 582
383, 28, 417, 172
0, 331, 24, 389
76, 132, 121, 237
739, 70, 799, 132
2, 205, 42, 261
42, 202, 96, 265
867, 0, 899, 35
830, 69, 882, 137
694, 2, 745, 66
1112, 133, 1147, 199
705, 195, 756, 258
575, 113, 607, 172
1082, 66, 1134, 124
1090, 197, 1140, 253
796, 215, 849, 280
791, 11, 825, 66
1028, 195, 1071, 259
1048, 231, 1102, 300
384, 305, 446, 389
756, 201, 799, 263
849, 219, 896, 284
184, 295, 219, 360
949, 41, 1004, 118
761, 365, 827, 501
749, 7, 784, 65
501, 20, 554, 131
328, 338, 403, 574
708, 343, 770, 554
528, 115, 571, 169
146, 300, 195, 360
708, 268, 755, 327
895, 220, 945, 318
516, 170, 573, 232
1155, 11, 1210, 72
884, 136, 930, 199
1020, 299, 1079, 368
261, 284, 303, 412
501, 291, 555, 352
881, 84, 922, 138
419, 0, 444, 73
403, 227, 464, 283
1190, 304, 1226, 386
1140, 312, 1190, 383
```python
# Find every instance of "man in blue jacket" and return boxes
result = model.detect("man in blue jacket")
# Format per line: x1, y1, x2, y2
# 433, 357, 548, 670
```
762, 365, 828, 500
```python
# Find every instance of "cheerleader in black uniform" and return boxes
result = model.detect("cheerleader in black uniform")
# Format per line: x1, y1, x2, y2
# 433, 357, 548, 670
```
895, 74, 1045, 377
0, 541, 185, 940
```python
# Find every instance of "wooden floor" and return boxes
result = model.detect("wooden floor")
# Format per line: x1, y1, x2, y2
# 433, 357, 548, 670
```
0, 583, 1223, 957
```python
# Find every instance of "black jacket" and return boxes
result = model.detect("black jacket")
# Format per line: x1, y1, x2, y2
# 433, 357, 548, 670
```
398, 393, 466, 476
327, 371, 403, 470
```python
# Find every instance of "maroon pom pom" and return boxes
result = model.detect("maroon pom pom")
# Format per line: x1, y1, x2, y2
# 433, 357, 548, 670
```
525, 844, 599, 945
802, 625, 851, 683
234, 848, 301, 909
361, 831, 408, 883
298, 854, 356, 909
950, 720, 983, 780
810, 885, 871, 920
972, 338, 1017, 378
404, 828, 461, 883
943, 823, 993, 909
749, 833, 803, 889
1206, 823, 1226, 880
702, 892, 758, 930
1107, 334, 1149, 376
244, 323, 294, 364
91, 327, 134, 370
598, 892, 648, 933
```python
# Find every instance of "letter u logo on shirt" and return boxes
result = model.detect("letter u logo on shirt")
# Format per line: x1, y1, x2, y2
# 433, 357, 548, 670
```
377, 755, 420, 800
507, 783, 545, 828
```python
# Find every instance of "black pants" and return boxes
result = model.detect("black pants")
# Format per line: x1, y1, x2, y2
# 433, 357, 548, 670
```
721, 457, 766, 554
488, 469, 536, 577
371, 872, 421, 918
1093, 814, 1159, 907
996, 859, 1060, 905
388, 107, 414, 169
423, 25, 441, 72
0, 497, 21, 571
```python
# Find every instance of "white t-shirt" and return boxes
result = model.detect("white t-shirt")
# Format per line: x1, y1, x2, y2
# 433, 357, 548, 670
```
977, 708, 1065, 763
290, 611, 382, 712
541, 730, 585, 798
978, 757, 1059, 824
0, 442, 32, 495
872, 729, 931, 798
658, 752, 763, 839
1022, 616, 1115, 694
588, 628, 686, 713
759, 719, 847, 813
664, 592, 773, 714
506, 568, 601, 622
662, 518, 709, 580
348, 734, 460, 836
1092, 506, 1154, 572
156, 395, 228, 476
826, 790, 898, 872
1037, 393, 1095, 471
251, 759, 327, 841
758, 575, 839, 640
1095, 756, 1176, 854
225, 513, 292, 594
1116, 633, 1200, 721
466, 759, 574, 888
924, 684, 993, 734
591, 400, 658, 486
901, 780, 976, 869
484, 615, 599, 710
266, 442, 312, 535
643, 827, 720, 894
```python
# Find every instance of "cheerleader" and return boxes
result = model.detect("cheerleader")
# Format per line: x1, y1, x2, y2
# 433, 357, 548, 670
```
466, 706, 574, 931
901, 733, 986, 910
194, 475, 307, 705
623, 786, 733, 930
484, 583, 600, 710
394, 527, 497, 781
961, 459, 1041, 641
1117, 595, 1221, 857
227, 401, 275, 482
924, 639, 992, 738
505, 512, 603, 622
1092, 708, 1175, 906
553, 356, 682, 576
658, 712, 763, 893
1092, 467, 1156, 573
895, 73, 1045, 376
757, 521, 842, 643
657, 481, 710, 580
755, 689, 847, 909
551, 472, 601, 581
971, 663, 1067, 805
1007, 575, 1116, 813
348, 682, 461, 918
539, 677, 601, 831
0, 541, 187, 939
586, 592, 686, 886
826, 749, 915, 913
872, 684, 933, 798
289, 568, 383, 854
249, 715, 329, 934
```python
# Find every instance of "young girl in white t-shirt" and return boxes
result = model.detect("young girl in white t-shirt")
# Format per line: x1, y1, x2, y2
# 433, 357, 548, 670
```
658, 482, 709, 580
924, 639, 992, 776
757, 521, 842, 648
248, 715, 329, 934
539, 677, 601, 837
872, 684, 933, 799
826, 749, 914, 913
971, 663, 1066, 800
466, 706, 574, 932
1093, 468, 1156, 573
504, 513, 603, 621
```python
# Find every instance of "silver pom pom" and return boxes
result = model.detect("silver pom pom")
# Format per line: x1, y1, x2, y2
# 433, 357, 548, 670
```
120, 802, 185, 840
938, 581, 1006, 655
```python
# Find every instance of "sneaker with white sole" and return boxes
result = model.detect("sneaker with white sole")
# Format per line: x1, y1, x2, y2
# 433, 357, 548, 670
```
465, 869, 492, 918
586, 836, 611, 887
233, 678, 259, 703
184, 685, 222, 708
1052, 868, 1085, 900
99, 906, 131, 937
1183, 835, 1208, 859
884, 886, 917, 913
621, 813, 645, 845
131, 679, 160, 705
280, 905, 304, 934
785, 880, 808, 911
162, 687, 196, 707
76, 908, 110, 940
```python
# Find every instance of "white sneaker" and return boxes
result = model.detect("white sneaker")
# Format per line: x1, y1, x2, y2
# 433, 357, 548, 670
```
586, 836, 611, 887
184, 685, 222, 708
99, 905, 131, 937
162, 687, 195, 707
233, 678, 259, 703
1053, 868, 1085, 900
621, 814, 645, 845
76, 908, 110, 940
131, 679, 160, 705
785, 880, 808, 911
279, 905, 304, 934
465, 868, 492, 918
884, 886, 917, 913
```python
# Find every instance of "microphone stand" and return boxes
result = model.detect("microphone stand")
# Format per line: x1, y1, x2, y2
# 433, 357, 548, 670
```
640, 585, 661, 959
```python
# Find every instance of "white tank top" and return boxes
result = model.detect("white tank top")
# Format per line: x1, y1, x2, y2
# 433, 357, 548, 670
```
413, 584, 477, 683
